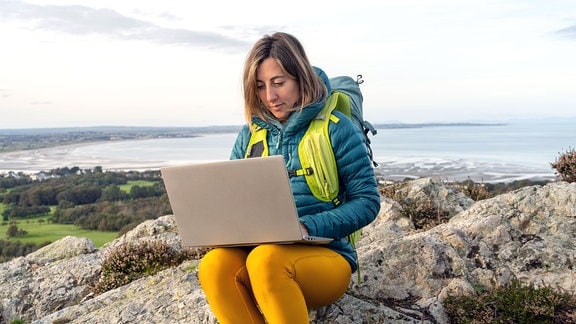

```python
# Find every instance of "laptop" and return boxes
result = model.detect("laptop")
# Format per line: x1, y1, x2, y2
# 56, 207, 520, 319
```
160, 155, 333, 247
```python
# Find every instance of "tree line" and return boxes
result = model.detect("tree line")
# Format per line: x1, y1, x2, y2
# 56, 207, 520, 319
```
1, 166, 171, 233
0, 239, 49, 263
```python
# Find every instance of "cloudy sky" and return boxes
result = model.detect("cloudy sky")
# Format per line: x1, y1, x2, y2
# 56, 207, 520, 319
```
1, 0, 575, 129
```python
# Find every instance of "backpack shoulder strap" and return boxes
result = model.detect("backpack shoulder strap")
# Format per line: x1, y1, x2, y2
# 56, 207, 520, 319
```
245, 124, 269, 158
297, 93, 342, 205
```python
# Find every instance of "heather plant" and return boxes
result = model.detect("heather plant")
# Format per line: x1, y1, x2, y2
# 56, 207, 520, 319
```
443, 280, 576, 323
551, 147, 576, 183
93, 240, 205, 294
379, 182, 449, 230
457, 178, 492, 201
378, 177, 552, 230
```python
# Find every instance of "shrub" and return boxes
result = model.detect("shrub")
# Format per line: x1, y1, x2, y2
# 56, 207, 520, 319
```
93, 240, 205, 294
379, 182, 449, 230
457, 178, 492, 201
444, 280, 576, 323
0, 239, 44, 263
378, 178, 553, 230
551, 147, 576, 183
5, 224, 28, 238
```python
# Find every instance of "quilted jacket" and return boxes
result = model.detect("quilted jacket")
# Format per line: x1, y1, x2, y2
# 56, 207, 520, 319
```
230, 68, 381, 272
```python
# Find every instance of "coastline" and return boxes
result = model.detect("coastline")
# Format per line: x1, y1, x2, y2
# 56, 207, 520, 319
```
0, 140, 170, 174
2, 120, 572, 184
373, 161, 555, 183
0, 139, 557, 183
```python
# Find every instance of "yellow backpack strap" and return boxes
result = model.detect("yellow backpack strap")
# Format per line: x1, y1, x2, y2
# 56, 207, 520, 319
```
245, 124, 269, 158
297, 93, 344, 205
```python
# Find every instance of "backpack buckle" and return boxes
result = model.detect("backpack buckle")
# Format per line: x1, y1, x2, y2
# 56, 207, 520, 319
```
289, 168, 314, 178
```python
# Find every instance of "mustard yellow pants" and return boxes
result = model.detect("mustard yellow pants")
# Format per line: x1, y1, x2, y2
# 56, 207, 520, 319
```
198, 244, 351, 324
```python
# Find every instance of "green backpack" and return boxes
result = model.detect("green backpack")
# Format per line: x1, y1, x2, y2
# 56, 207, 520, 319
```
245, 74, 377, 252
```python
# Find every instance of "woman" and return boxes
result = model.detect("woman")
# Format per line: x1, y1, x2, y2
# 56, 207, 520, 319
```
198, 32, 380, 324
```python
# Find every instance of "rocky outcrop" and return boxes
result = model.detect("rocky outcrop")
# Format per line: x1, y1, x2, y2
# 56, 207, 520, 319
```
351, 179, 575, 322
0, 179, 574, 323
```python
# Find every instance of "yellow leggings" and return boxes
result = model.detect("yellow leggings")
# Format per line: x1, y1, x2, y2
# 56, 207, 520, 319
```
198, 244, 351, 324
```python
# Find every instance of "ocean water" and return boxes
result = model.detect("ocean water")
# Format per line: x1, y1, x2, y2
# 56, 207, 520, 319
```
369, 120, 574, 182
1, 119, 574, 183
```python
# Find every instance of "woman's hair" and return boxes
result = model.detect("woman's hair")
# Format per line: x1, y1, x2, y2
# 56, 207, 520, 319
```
242, 32, 327, 125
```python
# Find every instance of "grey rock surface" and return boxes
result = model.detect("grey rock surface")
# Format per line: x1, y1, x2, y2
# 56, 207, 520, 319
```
0, 179, 573, 323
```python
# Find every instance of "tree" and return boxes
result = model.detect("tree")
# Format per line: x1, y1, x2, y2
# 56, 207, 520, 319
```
100, 185, 128, 201
56, 184, 102, 205
5, 224, 27, 238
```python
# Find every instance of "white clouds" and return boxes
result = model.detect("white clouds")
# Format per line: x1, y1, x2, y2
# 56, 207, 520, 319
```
0, 0, 250, 51
557, 24, 576, 39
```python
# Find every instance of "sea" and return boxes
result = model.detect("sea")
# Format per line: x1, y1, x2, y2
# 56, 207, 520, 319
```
1, 118, 574, 183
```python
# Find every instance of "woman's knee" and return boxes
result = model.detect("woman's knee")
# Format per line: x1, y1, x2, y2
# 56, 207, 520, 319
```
246, 245, 292, 275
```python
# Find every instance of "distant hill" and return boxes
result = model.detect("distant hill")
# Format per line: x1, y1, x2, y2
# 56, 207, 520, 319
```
0, 126, 240, 153
0, 122, 506, 135
372, 122, 506, 129
0, 125, 243, 135
0, 123, 508, 153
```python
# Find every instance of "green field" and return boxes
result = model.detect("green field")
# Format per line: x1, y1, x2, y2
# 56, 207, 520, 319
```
119, 180, 157, 192
0, 179, 156, 248
1, 217, 119, 248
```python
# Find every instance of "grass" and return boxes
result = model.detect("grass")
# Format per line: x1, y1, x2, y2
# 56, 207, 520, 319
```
0, 182, 154, 248
120, 180, 156, 192
0, 181, 153, 247
119, 180, 157, 192
1, 216, 119, 248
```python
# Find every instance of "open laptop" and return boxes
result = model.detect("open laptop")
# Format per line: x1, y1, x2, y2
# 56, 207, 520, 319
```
160, 155, 332, 247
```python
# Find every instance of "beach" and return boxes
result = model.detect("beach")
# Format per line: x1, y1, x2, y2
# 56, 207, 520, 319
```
0, 130, 559, 183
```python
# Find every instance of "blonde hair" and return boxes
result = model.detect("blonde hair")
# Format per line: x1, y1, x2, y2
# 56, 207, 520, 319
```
242, 32, 327, 125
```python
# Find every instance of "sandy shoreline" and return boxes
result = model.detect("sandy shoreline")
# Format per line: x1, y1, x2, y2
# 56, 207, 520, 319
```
0, 141, 149, 172
0, 142, 556, 183
373, 162, 555, 183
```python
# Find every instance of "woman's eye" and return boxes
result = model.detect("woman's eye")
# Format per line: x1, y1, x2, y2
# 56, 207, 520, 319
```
273, 82, 284, 87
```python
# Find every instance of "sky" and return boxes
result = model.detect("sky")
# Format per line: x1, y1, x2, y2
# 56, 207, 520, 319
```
1, 0, 575, 129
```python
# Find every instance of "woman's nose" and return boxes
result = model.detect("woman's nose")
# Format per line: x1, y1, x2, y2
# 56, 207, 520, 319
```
266, 87, 278, 102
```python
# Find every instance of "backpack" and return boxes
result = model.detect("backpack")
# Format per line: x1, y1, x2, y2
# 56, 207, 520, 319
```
329, 75, 378, 168
245, 75, 377, 279
296, 74, 377, 207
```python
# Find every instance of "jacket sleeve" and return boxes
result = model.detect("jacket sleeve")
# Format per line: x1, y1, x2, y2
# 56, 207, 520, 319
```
230, 125, 251, 160
299, 114, 381, 239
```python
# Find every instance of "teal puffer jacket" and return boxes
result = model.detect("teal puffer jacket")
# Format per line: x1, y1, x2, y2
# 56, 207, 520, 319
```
230, 68, 381, 272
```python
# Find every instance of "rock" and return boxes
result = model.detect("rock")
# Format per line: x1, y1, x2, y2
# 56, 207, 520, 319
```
0, 180, 574, 323
27, 235, 97, 265
34, 261, 216, 324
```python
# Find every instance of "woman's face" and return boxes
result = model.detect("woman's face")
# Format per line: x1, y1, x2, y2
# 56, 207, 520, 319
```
256, 57, 300, 123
